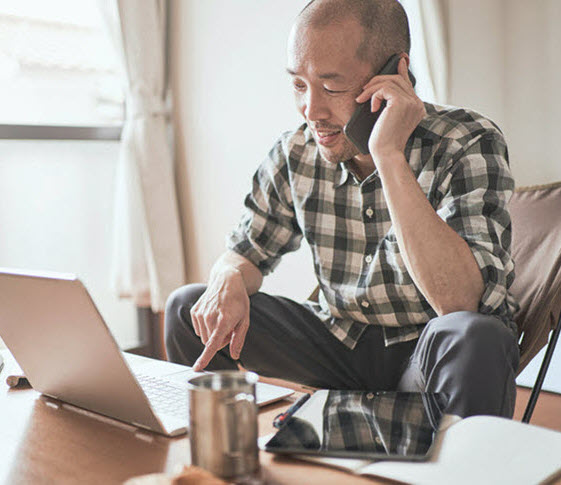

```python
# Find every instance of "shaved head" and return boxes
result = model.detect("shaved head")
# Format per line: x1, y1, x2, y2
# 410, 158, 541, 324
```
286, 0, 412, 164
296, 0, 410, 71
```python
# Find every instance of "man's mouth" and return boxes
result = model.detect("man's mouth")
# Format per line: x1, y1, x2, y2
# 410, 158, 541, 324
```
315, 128, 341, 146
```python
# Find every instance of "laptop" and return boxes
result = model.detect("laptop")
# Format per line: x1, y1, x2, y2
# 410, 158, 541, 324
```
0, 268, 294, 436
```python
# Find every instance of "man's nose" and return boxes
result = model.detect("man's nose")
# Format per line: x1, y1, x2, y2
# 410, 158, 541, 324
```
304, 90, 330, 121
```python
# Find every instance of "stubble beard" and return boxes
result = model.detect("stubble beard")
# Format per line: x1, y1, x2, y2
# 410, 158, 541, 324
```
317, 136, 360, 165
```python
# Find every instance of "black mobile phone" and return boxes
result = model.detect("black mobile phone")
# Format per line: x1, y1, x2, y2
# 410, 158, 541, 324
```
343, 54, 417, 155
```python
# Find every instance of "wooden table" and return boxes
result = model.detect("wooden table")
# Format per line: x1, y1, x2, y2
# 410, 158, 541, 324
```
0, 351, 381, 484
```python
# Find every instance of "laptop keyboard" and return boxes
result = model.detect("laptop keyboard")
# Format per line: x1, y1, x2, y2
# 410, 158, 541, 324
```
136, 374, 189, 420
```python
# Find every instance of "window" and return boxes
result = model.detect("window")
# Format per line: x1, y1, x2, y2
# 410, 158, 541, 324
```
0, 0, 123, 127
0, 1, 136, 350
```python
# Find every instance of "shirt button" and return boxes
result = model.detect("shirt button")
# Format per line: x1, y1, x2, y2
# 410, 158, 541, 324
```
361, 300, 370, 308
365, 254, 373, 263
365, 207, 374, 218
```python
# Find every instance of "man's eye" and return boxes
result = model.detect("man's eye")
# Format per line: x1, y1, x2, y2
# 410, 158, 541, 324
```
293, 82, 306, 92
324, 87, 345, 95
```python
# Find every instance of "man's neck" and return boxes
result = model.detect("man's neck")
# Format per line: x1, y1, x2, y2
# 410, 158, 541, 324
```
346, 153, 376, 181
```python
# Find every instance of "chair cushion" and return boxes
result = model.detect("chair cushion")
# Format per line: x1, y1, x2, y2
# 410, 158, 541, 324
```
509, 182, 561, 373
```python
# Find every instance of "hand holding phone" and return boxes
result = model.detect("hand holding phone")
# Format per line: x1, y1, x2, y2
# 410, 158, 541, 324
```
344, 54, 416, 155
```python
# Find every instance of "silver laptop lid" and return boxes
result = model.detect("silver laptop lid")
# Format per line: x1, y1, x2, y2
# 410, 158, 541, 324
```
0, 268, 166, 434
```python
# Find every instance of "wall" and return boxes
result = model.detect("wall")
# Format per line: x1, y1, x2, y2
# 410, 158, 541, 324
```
447, 0, 561, 186
0, 140, 138, 349
169, 0, 317, 299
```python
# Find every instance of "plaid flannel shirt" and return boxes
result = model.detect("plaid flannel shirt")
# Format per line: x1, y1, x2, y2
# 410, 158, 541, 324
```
227, 102, 518, 348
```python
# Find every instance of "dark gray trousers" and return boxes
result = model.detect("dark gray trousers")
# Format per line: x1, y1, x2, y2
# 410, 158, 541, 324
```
165, 284, 520, 418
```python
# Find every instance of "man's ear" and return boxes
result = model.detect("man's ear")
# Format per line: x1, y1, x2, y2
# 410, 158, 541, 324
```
399, 52, 411, 69
398, 53, 416, 87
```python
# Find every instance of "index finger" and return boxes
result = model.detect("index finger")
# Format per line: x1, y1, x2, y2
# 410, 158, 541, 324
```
355, 76, 411, 104
361, 72, 411, 94
193, 338, 219, 372
192, 320, 231, 371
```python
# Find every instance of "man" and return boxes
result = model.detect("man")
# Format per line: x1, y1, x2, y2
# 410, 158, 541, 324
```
165, 0, 520, 418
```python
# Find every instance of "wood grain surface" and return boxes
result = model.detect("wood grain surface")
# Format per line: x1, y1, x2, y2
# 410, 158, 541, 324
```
1, 350, 560, 484
0, 351, 382, 484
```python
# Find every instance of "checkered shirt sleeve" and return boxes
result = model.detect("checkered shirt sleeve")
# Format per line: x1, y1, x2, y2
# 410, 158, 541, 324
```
227, 136, 303, 275
435, 132, 517, 318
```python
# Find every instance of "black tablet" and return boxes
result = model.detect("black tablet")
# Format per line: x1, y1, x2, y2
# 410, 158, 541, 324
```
264, 390, 447, 461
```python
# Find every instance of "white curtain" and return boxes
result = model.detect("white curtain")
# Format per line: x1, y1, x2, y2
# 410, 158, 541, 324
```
99, 0, 185, 312
400, 0, 449, 104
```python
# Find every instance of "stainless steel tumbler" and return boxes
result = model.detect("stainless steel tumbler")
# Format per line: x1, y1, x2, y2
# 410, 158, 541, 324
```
188, 371, 260, 481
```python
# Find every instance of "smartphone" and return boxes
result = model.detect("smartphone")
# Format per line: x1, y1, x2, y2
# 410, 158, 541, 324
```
343, 54, 416, 155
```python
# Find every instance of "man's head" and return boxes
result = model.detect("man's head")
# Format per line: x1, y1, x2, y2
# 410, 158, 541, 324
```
287, 0, 411, 164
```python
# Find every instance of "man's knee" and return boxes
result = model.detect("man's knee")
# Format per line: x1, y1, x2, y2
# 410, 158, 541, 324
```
424, 311, 518, 357
164, 283, 206, 360
417, 311, 520, 417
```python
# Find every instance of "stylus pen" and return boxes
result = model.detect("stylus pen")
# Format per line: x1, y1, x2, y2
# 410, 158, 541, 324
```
273, 393, 311, 429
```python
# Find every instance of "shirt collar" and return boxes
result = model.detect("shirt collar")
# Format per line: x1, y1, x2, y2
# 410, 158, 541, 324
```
334, 161, 380, 188
333, 162, 352, 188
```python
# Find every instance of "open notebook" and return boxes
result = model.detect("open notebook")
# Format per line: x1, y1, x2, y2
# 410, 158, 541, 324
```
272, 415, 561, 485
